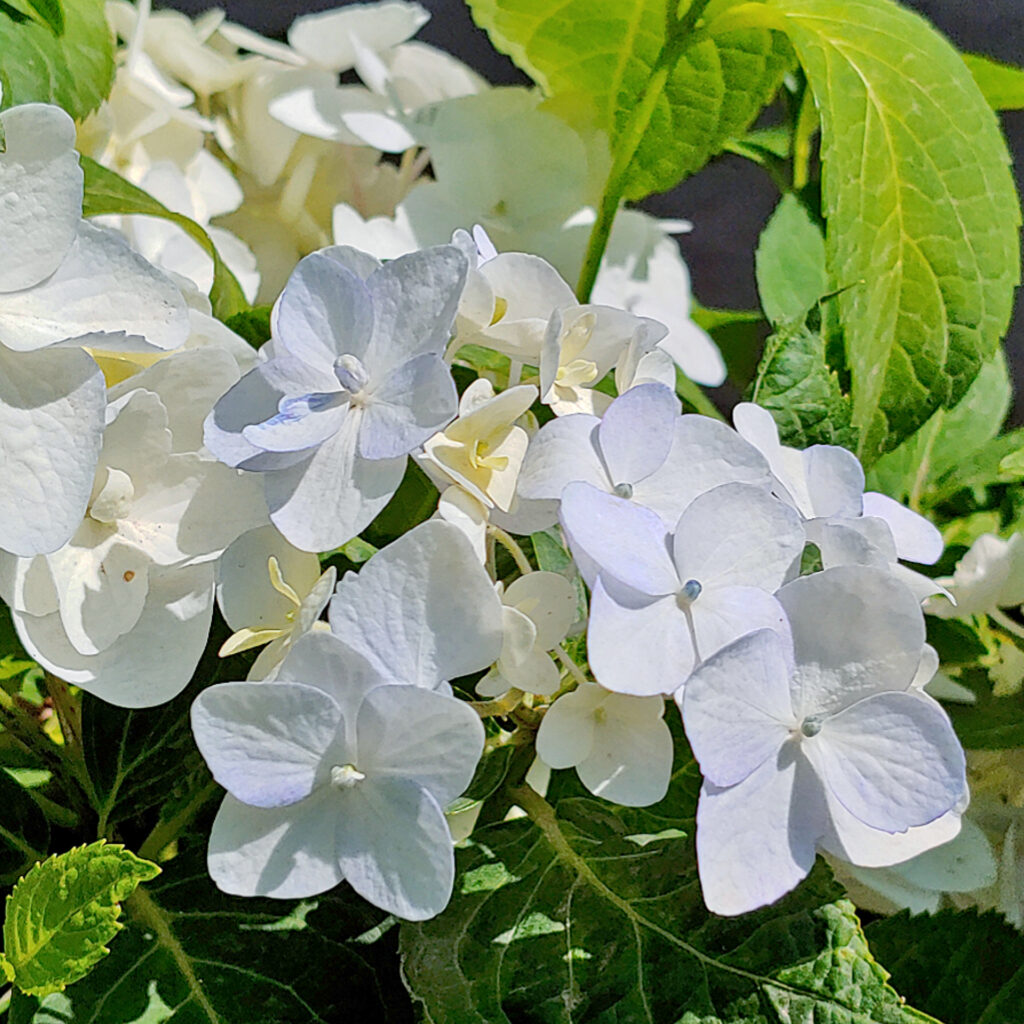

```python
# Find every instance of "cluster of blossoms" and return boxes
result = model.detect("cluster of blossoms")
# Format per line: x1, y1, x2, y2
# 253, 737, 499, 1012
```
2, 0, 1021, 929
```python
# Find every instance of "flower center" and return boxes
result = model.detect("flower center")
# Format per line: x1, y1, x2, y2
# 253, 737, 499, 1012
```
800, 715, 824, 738
330, 764, 366, 789
675, 579, 702, 608
334, 355, 371, 405
555, 358, 599, 390
612, 482, 634, 499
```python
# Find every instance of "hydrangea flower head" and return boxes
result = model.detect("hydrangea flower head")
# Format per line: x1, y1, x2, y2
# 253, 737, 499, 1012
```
681, 566, 967, 916
205, 244, 466, 550
192, 631, 484, 918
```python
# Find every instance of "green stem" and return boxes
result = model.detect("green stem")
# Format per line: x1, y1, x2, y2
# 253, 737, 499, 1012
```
487, 524, 534, 575
554, 644, 590, 689
137, 780, 221, 862
0, 698, 85, 811
44, 674, 97, 808
576, 0, 714, 302
126, 888, 219, 1024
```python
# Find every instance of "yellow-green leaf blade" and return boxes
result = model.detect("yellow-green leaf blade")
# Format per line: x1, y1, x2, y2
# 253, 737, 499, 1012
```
80, 156, 248, 321
963, 53, 1024, 111
3, 841, 159, 998
766, 0, 1020, 462
0, 0, 111, 119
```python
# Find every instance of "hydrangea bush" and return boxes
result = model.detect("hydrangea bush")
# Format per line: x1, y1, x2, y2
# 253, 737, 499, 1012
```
0, 0, 1022, 1020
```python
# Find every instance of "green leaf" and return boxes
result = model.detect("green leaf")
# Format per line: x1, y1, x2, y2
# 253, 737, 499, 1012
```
929, 427, 1024, 502
868, 351, 1012, 504
3, 841, 159, 998
866, 909, 1024, 1024
1, 0, 64, 34
0, 0, 111, 119
0, 769, 49, 880
463, 744, 515, 803
81, 618, 239, 836
691, 303, 768, 390
401, 785, 933, 1023
755, 193, 829, 324
963, 53, 1024, 111
363, 460, 438, 549
947, 669, 1024, 749
10, 839, 414, 1023
223, 305, 272, 349
80, 157, 248, 322
749, 320, 858, 450
465, 0, 793, 201
733, 0, 1021, 462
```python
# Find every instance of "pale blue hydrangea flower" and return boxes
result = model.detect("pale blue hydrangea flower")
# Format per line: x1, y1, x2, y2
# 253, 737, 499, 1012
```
680, 566, 967, 916
559, 480, 805, 695
205, 244, 466, 551
192, 631, 484, 919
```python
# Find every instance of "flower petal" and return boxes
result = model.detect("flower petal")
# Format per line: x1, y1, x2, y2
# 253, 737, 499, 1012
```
682, 629, 795, 788
362, 246, 467, 379
587, 577, 694, 696
13, 562, 215, 708
328, 520, 503, 687
695, 751, 825, 916
192, 681, 342, 807
806, 690, 966, 833
272, 248, 375, 369
672, 483, 804, 591
0, 345, 104, 556
265, 411, 405, 551
0, 223, 189, 352
0, 103, 81, 292
579, 693, 673, 807
359, 352, 457, 458
336, 777, 454, 920
207, 790, 344, 898
560, 482, 678, 597
596, 383, 680, 487
862, 491, 943, 564
516, 413, 606, 500
778, 566, 926, 712
356, 683, 484, 806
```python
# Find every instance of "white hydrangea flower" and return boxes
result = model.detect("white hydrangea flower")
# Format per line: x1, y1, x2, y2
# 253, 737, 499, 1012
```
592, 223, 726, 387
116, 153, 260, 303
0, 350, 263, 706
0, 101, 190, 556
106, 2, 251, 98
517, 382, 771, 531
328, 520, 504, 689
537, 683, 673, 807
539, 303, 666, 416
217, 525, 336, 680
560, 481, 804, 695
420, 379, 538, 512
926, 532, 1024, 619
681, 566, 968, 916
733, 402, 942, 565
191, 631, 483, 918
269, 29, 483, 153
476, 572, 578, 697
205, 244, 466, 551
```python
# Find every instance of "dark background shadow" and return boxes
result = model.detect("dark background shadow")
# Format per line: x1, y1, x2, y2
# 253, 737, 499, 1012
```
161, 0, 1024, 422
